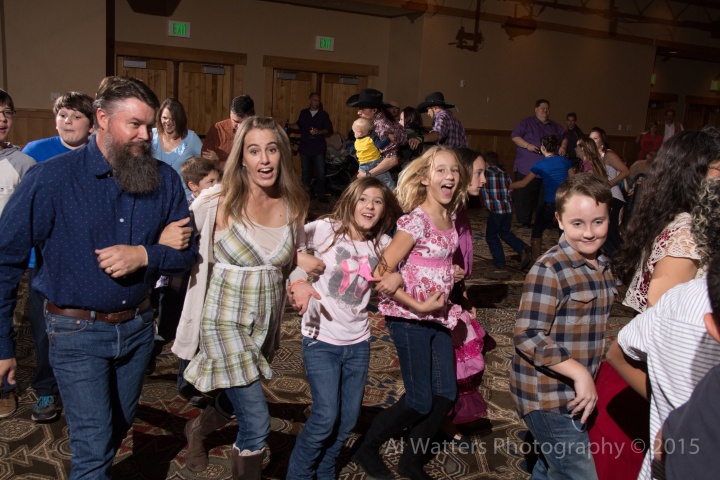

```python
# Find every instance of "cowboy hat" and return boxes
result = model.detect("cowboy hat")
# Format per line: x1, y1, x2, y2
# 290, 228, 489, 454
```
417, 91, 456, 113
346, 88, 387, 109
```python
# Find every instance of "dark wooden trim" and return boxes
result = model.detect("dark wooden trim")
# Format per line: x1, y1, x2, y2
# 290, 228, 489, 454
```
686, 95, 720, 107
106, 0, 115, 76
116, 41, 247, 66
649, 92, 680, 102
262, 55, 379, 77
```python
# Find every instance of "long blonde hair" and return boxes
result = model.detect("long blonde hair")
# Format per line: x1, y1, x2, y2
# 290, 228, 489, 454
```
395, 146, 468, 215
220, 116, 308, 228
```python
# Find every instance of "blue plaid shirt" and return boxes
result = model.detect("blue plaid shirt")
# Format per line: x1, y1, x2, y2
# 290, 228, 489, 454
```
481, 165, 513, 214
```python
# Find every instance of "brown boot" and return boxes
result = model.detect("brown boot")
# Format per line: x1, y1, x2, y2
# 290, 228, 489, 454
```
531, 237, 543, 261
231, 446, 264, 480
184, 404, 232, 472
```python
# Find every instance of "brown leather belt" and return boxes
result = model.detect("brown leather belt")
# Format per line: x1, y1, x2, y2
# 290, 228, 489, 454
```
46, 298, 151, 324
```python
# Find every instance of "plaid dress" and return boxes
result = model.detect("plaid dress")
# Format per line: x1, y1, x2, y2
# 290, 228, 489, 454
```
183, 221, 294, 392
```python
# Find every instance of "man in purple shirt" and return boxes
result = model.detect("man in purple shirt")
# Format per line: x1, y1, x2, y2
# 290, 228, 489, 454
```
409, 91, 467, 150
511, 99, 568, 227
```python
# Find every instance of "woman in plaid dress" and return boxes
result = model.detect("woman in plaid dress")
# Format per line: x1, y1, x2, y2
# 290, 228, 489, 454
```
175, 117, 311, 479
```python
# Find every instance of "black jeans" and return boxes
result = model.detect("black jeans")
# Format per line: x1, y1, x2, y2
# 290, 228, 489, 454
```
28, 265, 59, 396
513, 173, 543, 227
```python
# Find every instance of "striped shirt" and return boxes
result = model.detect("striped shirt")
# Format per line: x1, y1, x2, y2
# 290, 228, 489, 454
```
618, 277, 720, 480
510, 239, 616, 417
481, 165, 513, 214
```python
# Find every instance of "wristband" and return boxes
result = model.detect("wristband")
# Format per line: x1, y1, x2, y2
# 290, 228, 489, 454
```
289, 279, 308, 290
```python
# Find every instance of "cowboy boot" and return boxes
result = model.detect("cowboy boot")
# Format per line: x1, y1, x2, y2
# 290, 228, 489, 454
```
531, 237, 543, 262
231, 445, 264, 480
398, 396, 456, 480
184, 402, 233, 472
353, 395, 425, 480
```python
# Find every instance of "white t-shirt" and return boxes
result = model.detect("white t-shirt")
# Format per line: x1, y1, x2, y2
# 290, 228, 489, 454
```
619, 278, 720, 480
301, 218, 391, 345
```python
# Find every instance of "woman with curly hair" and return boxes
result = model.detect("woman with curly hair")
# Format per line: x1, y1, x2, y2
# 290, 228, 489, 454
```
589, 126, 720, 480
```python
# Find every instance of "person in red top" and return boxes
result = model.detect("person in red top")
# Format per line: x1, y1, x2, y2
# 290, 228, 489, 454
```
201, 95, 254, 170
635, 122, 662, 160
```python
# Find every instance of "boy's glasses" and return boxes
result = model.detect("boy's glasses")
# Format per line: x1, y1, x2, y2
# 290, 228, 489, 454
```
0, 110, 16, 119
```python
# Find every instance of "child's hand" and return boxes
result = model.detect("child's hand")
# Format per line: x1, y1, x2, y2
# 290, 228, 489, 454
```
289, 282, 321, 315
568, 371, 598, 425
374, 272, 403, 295
297, 252, 326, 277
413, 291, 445, 314
453, 264, 465, 282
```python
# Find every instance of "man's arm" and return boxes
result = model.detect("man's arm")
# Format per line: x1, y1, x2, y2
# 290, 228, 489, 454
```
512, 136, 539, 153
142, 175, 199, 280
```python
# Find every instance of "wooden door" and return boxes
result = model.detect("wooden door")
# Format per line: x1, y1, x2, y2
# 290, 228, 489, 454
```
116, 56, 173, 102
270, 70, 316, 174
320, 74, 367, 140
177, 62, 234, 136
271, 70, 317, 127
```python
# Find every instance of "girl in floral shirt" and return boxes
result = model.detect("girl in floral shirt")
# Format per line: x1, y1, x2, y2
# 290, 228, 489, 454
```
353, 146, 469, 480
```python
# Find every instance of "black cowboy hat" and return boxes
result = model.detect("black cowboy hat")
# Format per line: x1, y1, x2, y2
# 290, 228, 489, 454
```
417, 91, 456, 113
346, 88, 387, 109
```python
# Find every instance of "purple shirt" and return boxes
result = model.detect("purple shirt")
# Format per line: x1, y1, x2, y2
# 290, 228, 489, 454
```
431, 109, 467, 149
511, 116, 567, 175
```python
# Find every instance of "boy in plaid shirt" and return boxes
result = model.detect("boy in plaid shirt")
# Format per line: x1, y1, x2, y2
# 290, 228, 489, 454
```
480, 152, 531, 271
510, 173, 616, 479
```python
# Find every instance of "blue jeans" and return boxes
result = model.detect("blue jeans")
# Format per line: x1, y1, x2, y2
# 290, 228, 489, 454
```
358, 158, 395, 190
301, 153, 326, 197
531, 201, 557, 239
287, 337, 370, 480
387, 317, 456, 414
47, 307, 154, 480
486, 212, 529, 268
223, 379, 271, 452
28, 265, 58, 396
523, 410, 598, 480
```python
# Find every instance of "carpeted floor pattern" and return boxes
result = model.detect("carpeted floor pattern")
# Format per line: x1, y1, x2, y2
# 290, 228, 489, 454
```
0, 204, 636, 479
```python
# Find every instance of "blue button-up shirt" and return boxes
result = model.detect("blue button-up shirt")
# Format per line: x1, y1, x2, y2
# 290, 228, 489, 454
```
0, 137, 198, 359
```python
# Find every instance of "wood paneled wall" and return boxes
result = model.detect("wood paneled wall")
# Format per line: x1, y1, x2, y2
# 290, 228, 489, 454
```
465, 129, 640, 173
9, 109, 57, 148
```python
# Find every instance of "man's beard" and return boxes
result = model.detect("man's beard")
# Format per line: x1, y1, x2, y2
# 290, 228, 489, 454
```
105, 137, 160, 194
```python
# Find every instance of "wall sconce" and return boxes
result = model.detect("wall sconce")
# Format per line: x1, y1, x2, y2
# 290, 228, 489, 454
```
711, 79, 720, 92
650, 73, 656, 86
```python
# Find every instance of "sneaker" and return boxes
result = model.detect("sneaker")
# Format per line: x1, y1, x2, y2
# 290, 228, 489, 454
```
32, 395, 59, 422
0, 390, 17, 419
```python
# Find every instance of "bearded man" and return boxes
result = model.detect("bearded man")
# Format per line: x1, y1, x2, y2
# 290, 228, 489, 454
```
0, 76, 198, 479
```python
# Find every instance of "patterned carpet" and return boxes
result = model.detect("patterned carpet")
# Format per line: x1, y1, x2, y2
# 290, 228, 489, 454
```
0, 205, 635, 479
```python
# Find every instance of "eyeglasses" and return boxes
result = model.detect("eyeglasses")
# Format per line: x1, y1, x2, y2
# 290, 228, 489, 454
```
0, 110, 16, 119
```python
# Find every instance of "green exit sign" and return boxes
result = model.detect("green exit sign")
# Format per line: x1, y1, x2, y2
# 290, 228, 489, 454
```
712, 80, 720, 92
168, 20, 190, 38
315, 36, 334, 51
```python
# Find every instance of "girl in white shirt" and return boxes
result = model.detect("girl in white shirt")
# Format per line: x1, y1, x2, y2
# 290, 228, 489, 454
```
286, 177, 402, 480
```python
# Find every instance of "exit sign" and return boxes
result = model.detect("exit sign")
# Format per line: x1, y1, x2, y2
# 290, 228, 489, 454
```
315, 36, 334, 51
168, 20, 190, 38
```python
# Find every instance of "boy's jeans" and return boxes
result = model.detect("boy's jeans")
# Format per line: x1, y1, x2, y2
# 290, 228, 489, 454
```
359, 158, 395, 190
523, 410, 598, 480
